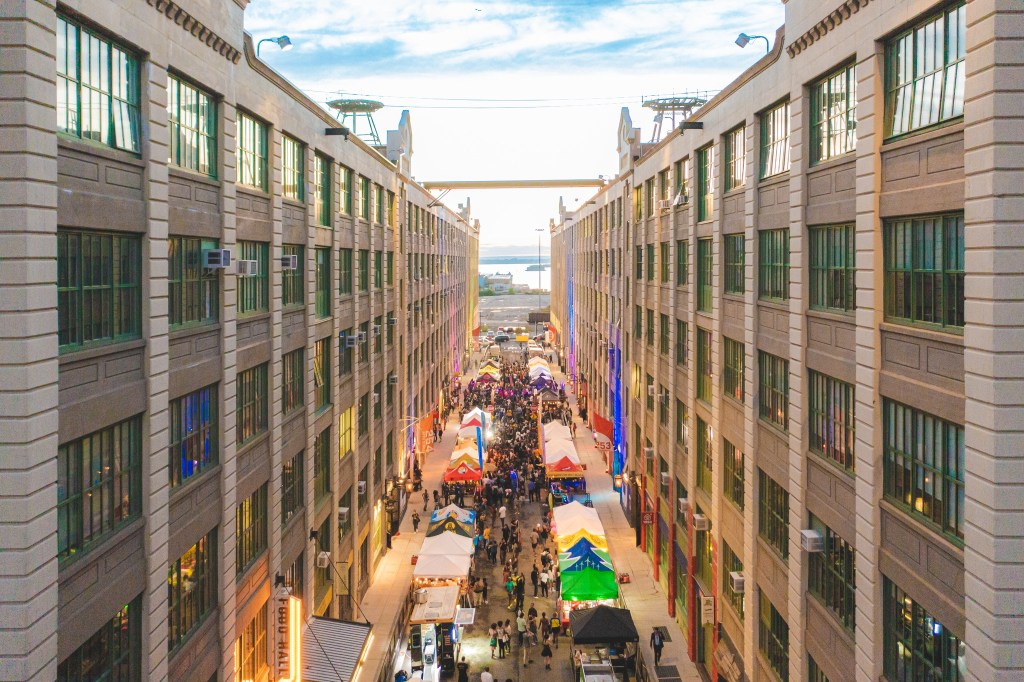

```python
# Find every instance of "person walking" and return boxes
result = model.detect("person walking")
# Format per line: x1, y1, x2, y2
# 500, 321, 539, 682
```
550, 614, 560, 648
488, 624, 498, 659
480, 667, 494, 682
411, 511, 420, 532
498, 504, 507, 527
541, 635, 553, 670
422, 489, 429, 511
539, 567, 549, 597
482, 577, 489, 605
456, 657, 469, 682
530, 564, 540, 597
650, 628, 665, 665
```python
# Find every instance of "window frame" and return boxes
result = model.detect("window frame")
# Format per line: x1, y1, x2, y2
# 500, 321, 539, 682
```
808, 370, 855, 472
808, 513, 856, 631
697, 145, 714, 221
314, 153, 332, 227
237, 241, 269, 314
759, 100, 791, 179
724, 233, 745, 295
758, 229, 790, 302
281, 449, 304, 527
281, 244, 304, 308
236, 363, 268, 444
883, 213, 965, 330
169, 236, 219, 329
758, 350, 789, 431
168, 530, 216, 651
758, 592, 790, 682
235, 484, 268, 576
282, 348, 304, 416
809, 224, 856, 312
810, 62, 857, 164
169, 385, 218, 488
281, 134, 305, 201
758, 468, 789, 559
315, 247, 332, 318
723, 336, 744, 404
724, 125, 746, 192
696, 327, 712, 404
882, 576, 963, 682
697, 238, 713, 312
167, 72, 216, 176
236, 112, 268, 191
313, 337, 331, 411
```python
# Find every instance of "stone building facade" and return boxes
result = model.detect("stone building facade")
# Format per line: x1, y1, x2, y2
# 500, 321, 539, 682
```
550, 1, 1023, 681
0, 0, 478, 680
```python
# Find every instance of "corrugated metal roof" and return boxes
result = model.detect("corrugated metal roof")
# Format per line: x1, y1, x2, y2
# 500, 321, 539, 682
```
300, 616, 371, 682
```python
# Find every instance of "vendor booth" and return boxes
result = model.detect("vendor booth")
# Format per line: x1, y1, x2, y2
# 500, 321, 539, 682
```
544, 422, 573, 442
409, 585, 463, 682
412, 554, 472, 583
419, 531, 475, 557
568, 606, 640, 682
431, 504, 474, 524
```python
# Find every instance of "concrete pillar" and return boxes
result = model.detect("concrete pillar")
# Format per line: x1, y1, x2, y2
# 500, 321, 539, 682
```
0, 0, 60, 679
963, 2, 1024, 680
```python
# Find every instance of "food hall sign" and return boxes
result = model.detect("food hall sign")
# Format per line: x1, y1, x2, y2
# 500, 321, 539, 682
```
275, 586, 302, 682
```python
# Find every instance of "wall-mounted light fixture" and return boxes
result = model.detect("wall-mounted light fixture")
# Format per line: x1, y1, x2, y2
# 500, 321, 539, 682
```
257, 35, 292, 56
735, 32, 769, 54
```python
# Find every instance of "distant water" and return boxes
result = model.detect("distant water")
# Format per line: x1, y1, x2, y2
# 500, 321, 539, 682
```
483, 262, 551, 292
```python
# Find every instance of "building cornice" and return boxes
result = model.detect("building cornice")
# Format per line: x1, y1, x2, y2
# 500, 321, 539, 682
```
146, 0, 242, 63
786, 0, 872, 58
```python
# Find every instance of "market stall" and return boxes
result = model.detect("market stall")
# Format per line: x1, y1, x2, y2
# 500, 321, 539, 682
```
554, 513, 618, 626
568, 606, 640, 682
420, 531, 475, 556
412, 554, 472, 583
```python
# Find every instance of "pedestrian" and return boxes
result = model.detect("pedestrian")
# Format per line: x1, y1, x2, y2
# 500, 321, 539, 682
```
516, 612, 527, 647
488, 624, 498, 659
539, 568, 549, 597
497, 623, 507, 658
650, 628, 665, 666
474, 577, 485, 607
456, 657, 469, 682
411, 511, 420, 532
541, 635, 553, 670
482, 577, 489, 605
433, 489, 440, 509
550, 614, 560, 648
503, 620, 513, 655
422, 489, 429, 511
498, 504, 507, 527
530, 565, 539, 597
480, 667, 494, 682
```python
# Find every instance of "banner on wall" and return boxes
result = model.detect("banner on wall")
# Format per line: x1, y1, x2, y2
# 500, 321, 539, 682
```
416, 415, 435, 454
593, 413, 614, 451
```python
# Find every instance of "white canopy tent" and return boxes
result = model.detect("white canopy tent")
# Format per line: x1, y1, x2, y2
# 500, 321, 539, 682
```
419, 531, 475, 556
413, 553, 472, 580
431, 504, 474, 523
544, 422, 573, 442
552, 501, 604, 536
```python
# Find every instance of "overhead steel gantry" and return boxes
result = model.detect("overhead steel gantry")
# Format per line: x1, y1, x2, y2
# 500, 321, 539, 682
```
421, 179, 605, 190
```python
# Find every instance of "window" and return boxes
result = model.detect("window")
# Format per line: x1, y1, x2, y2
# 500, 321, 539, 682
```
282, 135, 304, 200
887, 2, 966, 137
635, 245, 643, 280
236, 363, 268, 443
281, 450, 303, 526
646, 308, 654, 346
758, 469, 789, 558
884, 213, 965, 329
315, 247, 331, 318
809, 370, 855, 471
359, 176, 370, 219
883, 577, 963, 682
883, 398, 964, 541
169, 386, 217, 487
721, 542, 744, 620
697, 238, 713, 312
340, 327, 353, 375
673, 158, 689, 203
56, 15, 140, 152
168, 530, 215, 650
236, 113, 268, 190
696, 417, 712, 493
387, 252, 395, 286
723, 337, 744, 403
359, 249, 370, 291
675, 320, 688, 366
660, 242, 670, 283
695, 504, 713, 587
282, 244, 304, 307
282, 348, 304, 416
645, 374, 654, 411
374, 184, 385, 224
645, 179, 655, 218
358, 393, 369, 436
313, 427, 331, 501
58, 600, 135, 681
339, 248, 353, 295
809, 657, 831, 682
646, 243, 655, 281
339, 407, 354, 456
758, 592, 789, 682
234, 600, 268, 682
724, 234, 745, 294
659, 314, 670, 355
674, 399, 688, 446
808, 514, 855, 630
359, 321, 369, 363
811, 62, 857, 164
760, 101, 790, 178
724, 439, 744, 509
374, 250, 383, 289
237, 241, 269, 314
58, 416, 141, 561
57, 230, 141, 350
167, 74, 215, 175
809, 224, 855, 311
696, 327, 712, 403
340, 165, 353, 215
758, 351, 789, 430
374, 316, 383, 355
314, 337, 331, 410
168, 237, 219, 328
697, 145, 714, 221
314, 516, 332, 600
314, 153, 331, 226
724, 126, 745, 191
675, 239, 688, 286
758, 229, 790, 301
236, 484, 268, 575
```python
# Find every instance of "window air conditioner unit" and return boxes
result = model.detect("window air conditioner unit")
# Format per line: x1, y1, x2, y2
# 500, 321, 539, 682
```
388, 374, 399, 385
729, 571, 745, 594
388, 316, 397, 326
692, 513, 710, 531
677, 496, 689, 515
672, 191, 687, 207
316, 551, 331, 568
660, 472, 670, 487
357, 481, 367, 495
374, 391, 380, 403
800, 529, 824, 553
373, 325, 381, 336
658, 199, 672, 211
357, 331, 367, 343
344, 335, 358, 348
280, 254, 298, 270
338, 507, 350, 524
236, 260, 259, 276
203, 248, 232, 269
644, 446, 654, 460
647, 385, 656, 396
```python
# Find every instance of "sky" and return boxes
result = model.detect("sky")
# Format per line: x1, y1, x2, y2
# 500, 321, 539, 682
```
245, 0, 785, 255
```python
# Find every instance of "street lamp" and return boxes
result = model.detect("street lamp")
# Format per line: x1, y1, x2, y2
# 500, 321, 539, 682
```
257, 35, 293, 56
735, 32, 769, 54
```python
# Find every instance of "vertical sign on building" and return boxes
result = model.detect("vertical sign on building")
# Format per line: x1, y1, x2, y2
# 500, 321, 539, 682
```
275, 586, 302, 682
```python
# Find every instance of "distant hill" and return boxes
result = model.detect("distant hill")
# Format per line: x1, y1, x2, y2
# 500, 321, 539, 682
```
479, 255, 552, 265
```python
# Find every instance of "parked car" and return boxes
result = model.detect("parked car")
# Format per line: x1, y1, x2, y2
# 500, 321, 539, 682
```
495, 334, 509, 343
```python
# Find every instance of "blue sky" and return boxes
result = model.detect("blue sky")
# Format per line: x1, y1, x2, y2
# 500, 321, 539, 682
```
245, 0, 785, 253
